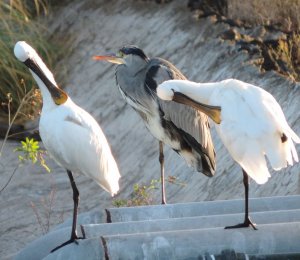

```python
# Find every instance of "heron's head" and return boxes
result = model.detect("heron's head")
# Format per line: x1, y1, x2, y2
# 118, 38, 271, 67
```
93, 45, 149, 68
14, 41, 68, 105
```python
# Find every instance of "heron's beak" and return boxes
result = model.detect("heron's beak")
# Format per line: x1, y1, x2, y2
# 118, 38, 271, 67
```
93, 54, 125, 64
173, 91, 222, 124
24, 58, 68, 105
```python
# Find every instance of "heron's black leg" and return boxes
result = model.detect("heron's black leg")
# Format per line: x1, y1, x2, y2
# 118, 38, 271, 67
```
225, 169, 257, 230
51, 170, 84, 253
159, 141, 166, 205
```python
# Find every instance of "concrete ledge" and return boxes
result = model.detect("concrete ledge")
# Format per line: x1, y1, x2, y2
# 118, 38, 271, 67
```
53, 209, 104, 230
83, 209, 300, 238
106, 195, 300, 222
102, 222, 300, 259
15, 196, 300, 259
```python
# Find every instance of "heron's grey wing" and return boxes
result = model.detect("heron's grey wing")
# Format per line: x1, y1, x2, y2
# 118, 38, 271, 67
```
146, 58, 213, 150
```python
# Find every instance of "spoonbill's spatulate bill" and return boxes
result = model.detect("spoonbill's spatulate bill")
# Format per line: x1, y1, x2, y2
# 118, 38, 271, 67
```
14, 41, 121, 252
157, 78, 300, 229
93, 46, 216, 204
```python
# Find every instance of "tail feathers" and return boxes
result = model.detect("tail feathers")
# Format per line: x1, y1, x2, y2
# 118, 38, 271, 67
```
286, 127, 300, 165
198, 146, 216, 177
288, 127, 300, 144
102, 160, 121, 197
179, 149, 215, 177
265, 131, 299, 171
233, 129, 298, 185
93, 146, 121, 197
238, 140, 271, 184
179, 130, 216, 177
241, 159, 271, 185
239, 156, 271, 185
97, 171, 120, 197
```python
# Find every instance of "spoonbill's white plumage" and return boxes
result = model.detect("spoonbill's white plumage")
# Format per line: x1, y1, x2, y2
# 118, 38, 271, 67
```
14, 41, 120, 251
157, 78, 300, 229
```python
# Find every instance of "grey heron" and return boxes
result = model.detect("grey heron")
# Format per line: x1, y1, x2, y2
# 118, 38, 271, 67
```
14, 41, 121, 252
94, 46, 216, 204
157, 78, 300, 229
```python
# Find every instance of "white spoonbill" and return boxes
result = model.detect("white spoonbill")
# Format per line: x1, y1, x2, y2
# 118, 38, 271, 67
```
157, 78, 300, 229
14, 41, 121, 251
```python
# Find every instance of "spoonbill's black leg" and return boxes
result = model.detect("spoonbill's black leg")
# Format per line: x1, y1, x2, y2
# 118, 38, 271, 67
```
225, 169, 257, 230
51, 170, 84, 253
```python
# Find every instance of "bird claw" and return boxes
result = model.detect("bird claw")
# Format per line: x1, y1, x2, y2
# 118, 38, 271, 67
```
224, 217, 257, 230
80, 224, 86, 239
50, 231, 85, 253
51, 239, 75, 253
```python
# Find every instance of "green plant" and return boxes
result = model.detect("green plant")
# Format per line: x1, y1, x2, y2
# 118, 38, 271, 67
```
0, 81, 51, 193
14, 137, 50, 172
113, 179, 160, 207
112, 175, 187, 207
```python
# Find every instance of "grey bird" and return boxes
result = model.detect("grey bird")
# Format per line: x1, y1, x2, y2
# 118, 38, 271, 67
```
94, 46, 216, 204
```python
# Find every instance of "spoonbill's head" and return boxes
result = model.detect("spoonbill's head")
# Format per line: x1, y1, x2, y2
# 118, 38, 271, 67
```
14, 41, 68, 105
157, 80, 179, 101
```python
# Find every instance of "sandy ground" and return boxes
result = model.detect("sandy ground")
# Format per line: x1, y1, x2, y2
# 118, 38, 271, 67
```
1, 1, 300, 259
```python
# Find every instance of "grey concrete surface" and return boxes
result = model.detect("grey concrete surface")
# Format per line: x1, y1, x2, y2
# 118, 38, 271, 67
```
107, 195, 300, 222
53, 209, 105, 230
15, 210, 102, 260
15, 195, 300, 259
102, 222, 300, 259
43, 239, 103, 260
83, 209, 300, 238
15, 227, 81, 260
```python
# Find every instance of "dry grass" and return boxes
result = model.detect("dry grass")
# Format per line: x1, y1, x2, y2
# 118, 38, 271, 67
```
0, 0, 63, 124
228, 0, 300, 32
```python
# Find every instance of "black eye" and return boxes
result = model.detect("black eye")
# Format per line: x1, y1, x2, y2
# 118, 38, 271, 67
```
118, 51, 125, 58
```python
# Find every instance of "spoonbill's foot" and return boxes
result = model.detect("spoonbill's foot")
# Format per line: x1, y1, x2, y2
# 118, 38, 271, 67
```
50, 234, 85, 253
225, 217, 257, 230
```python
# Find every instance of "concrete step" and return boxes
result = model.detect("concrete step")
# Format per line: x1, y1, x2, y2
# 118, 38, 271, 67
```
101, 222, 300, 259
106, 195, 300, 222
44, 222, 300, 259
20, 208, 300, 259
83, 209, 300, 238
15, 195, 300, 260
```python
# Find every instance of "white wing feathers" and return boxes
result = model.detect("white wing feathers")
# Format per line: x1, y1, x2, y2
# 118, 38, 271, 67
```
260, 87, 300, 169
41, 100, 120, 196
219, 79, 299, 184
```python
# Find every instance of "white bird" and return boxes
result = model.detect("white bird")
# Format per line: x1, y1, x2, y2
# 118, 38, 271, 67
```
14, 41, 121, 251
157, 78, 300, 229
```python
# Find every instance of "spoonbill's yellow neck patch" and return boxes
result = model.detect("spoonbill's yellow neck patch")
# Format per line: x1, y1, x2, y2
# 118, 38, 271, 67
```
50, 87, 68, 105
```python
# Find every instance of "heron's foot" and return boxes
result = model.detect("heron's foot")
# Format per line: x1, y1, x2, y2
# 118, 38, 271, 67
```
224, 217, 257, 230
50, 235, 85, 253
161, 199, 167, 205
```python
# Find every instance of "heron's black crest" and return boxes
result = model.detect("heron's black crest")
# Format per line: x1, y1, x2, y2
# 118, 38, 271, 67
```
120, 46, 148, 61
